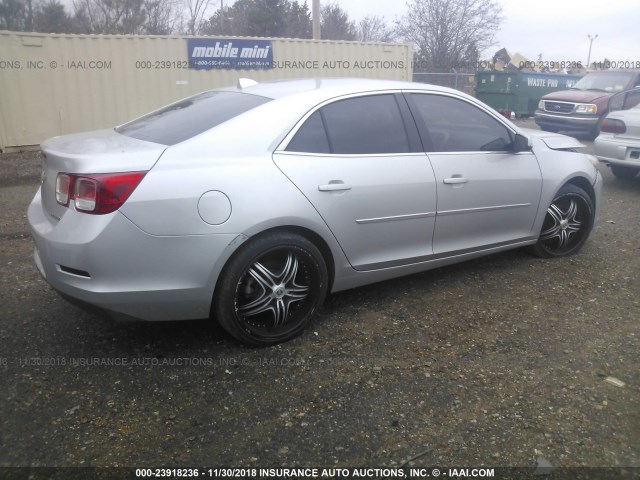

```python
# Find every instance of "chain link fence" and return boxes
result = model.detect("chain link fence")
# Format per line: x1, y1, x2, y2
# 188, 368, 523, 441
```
412, 72, 476, 95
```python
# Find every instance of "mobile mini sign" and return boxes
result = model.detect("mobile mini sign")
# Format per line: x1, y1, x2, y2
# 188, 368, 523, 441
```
188, 38, 273, 70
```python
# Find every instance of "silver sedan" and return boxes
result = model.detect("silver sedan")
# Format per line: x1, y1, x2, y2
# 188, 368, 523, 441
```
28, 78, 602, 345
594, 88, 640, 179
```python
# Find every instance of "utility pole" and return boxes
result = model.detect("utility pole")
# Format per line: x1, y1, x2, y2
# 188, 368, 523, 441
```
587, 34, 598, 69
312, 0, 320, 40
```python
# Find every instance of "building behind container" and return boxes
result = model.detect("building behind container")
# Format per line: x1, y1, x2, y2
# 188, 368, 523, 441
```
0, 31, 413, 151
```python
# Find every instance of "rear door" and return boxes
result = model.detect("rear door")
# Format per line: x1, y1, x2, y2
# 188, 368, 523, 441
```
405, 92, 543, 255
273, 92, 437, 271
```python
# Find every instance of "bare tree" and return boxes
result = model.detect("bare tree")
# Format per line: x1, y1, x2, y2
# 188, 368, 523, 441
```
24, 0, 36, 30
396, 0, 503, 71
184, 0, 212, 35
34, 0, 75, 33
357, 15, 394, 42
0, 0, 32, 30
143, 0, 182, 34
320, 1, 356, 41
202, 0, 310, 38
72, 0, 147, 34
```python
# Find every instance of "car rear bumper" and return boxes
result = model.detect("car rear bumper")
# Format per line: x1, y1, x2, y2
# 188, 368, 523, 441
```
594, 135, 640, 169
534, 111, 600, 133
28, 188, 241, 321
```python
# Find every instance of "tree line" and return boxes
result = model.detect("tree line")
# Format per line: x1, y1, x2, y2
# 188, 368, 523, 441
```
0, 0, 502, 71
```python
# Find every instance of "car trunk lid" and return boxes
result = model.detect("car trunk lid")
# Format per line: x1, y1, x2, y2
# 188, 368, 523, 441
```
40, 129, 166, 221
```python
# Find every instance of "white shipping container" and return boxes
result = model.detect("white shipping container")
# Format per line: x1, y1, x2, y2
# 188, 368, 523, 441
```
0, 30, 412, 150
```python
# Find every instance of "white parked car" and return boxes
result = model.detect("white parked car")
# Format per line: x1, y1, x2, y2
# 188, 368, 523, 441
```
594, 88, 640, 179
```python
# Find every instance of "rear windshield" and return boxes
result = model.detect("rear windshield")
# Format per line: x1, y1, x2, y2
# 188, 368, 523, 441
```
116, 91, 272, 145
572, 72, 637, 93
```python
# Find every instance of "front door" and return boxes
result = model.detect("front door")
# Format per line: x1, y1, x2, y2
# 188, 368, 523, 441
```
406, 92, 542, 255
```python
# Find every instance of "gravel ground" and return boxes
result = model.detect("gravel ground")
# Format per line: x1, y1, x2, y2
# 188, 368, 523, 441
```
0, 124, 638, 474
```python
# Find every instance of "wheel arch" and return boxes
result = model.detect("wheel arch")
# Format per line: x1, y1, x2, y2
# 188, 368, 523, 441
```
564, 175, 596, 208
210, 224, 337, 312
209, 224, 335, 345
257, 225, 336, 291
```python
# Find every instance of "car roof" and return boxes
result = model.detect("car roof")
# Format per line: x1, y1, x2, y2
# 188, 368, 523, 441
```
220, 77, 458, 100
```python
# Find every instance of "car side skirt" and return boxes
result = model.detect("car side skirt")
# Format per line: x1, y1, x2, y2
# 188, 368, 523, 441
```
331, 237, 537, 293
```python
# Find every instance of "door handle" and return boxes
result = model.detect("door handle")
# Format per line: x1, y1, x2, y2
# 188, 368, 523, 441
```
318, 183, 352, 191
443, 177, 468, 184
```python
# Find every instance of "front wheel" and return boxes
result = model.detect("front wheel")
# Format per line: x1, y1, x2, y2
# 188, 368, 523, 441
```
610, 165, 639, 180
531, 184, 594, 258
213, 232, 328, 346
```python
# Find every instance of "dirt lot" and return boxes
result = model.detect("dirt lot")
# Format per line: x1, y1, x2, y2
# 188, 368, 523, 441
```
0, 124, 638, 475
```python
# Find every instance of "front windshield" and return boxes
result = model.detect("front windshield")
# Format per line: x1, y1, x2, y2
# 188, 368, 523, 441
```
572, 72, 635, 92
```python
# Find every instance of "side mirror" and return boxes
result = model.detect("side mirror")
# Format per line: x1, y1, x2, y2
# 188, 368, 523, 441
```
513, 133, 532, 153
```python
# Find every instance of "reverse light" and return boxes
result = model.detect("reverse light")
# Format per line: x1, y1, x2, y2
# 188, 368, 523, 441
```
55, 173, 71, 205
574, 104, 597, 114
55, 171, 147, 214
74, 178, 98, 212
600, 118, 627, 134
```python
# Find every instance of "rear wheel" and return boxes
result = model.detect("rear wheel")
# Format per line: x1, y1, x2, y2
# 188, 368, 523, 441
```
213, 232, 328, 346
610, 165, 639, 180
531, 184, 594, 258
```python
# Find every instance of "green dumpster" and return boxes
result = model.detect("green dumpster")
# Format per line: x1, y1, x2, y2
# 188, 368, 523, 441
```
476, 71, 583, 117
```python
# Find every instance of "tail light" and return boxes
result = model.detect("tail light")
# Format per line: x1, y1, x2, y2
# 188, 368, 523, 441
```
600, 118, 626, 134
55, 171, 147, 214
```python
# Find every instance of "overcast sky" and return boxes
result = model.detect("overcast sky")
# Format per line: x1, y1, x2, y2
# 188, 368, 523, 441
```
337, 0, 640, 64
58, 0, 639, 64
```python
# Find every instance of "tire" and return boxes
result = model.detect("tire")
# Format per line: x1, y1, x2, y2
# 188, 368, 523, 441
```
541, 127, 559, 133
213, 232, 328, 346
610, 165, 639, 180
531, 184, 594, 258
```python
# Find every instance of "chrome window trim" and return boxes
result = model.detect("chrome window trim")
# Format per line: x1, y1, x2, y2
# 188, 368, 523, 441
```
425, 151, 535, 156
274, 151, 427, 159
277, 88, 527, 156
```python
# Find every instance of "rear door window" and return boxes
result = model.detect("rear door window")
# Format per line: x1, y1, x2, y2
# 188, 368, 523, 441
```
286, 94, 412, 155
286, 111, 331, 154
